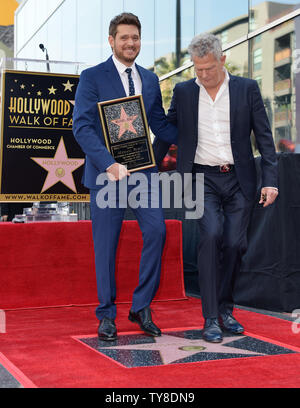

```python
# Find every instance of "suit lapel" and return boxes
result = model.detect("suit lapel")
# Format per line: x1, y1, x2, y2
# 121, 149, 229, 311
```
136, 64, 150, 112
104, 56, 126, 98
229, 74, 238, 135
191, 80, 199, 143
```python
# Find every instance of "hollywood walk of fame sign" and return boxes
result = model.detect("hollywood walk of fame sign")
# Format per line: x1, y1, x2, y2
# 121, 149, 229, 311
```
98, 95, 156, 172
0, 70, 89, 202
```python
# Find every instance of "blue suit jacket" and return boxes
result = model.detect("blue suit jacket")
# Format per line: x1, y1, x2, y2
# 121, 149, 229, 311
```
73, 56, 176, 189
153, 75, 278, 200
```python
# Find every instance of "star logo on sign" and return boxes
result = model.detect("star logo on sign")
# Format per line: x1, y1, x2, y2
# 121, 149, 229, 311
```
48, 85, 57, 95
31, 137, 85, 193
111, 107, 138, 139
105, 333, 264, 365
62, 80, 74, 92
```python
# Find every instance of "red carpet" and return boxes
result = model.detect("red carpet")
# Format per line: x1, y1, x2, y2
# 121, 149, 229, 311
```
0, 220, 185, 309
0, 220, 300, 388
1, 301, 300, 388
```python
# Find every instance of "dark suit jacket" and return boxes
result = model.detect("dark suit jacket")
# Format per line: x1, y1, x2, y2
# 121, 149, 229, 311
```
153, 75, 278, 200
73, 56, 176, 189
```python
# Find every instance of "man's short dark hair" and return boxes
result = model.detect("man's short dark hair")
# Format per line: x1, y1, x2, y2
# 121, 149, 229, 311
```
109, 12, 141, 38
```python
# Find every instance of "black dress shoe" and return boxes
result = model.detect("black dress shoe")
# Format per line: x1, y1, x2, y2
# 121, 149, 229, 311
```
98, 317, 117, 341
128, 307, 161, 337
219, 312, 244, 334
202, 318, 223, 343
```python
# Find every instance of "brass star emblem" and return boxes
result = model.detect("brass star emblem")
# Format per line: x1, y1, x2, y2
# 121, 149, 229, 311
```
48, 85, 57, 95
62, 80, 74, 92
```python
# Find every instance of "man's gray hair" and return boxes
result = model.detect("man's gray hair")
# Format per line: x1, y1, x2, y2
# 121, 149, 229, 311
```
188, 33, 223, 60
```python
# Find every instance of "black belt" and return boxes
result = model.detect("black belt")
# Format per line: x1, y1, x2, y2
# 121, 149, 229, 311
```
193, 163, 235, 173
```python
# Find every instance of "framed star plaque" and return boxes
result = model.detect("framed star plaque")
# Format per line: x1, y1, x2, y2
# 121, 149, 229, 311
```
0, 70, 89, 202
98, 95, 156, 172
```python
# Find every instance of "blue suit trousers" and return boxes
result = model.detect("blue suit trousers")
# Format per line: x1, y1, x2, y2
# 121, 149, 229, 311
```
194, 165, 254, 318
89, 169, 166, 320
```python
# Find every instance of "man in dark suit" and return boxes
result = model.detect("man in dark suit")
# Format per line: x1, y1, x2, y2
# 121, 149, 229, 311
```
154, 33, 278, 343
73, 13, 176, 341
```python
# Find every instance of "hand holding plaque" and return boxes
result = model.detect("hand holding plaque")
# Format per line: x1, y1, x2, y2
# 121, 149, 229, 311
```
98, 95, 156, 172
106, 163, 130, 181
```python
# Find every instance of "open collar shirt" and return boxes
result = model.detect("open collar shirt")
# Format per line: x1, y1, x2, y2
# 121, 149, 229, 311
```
194, 69, 234, 166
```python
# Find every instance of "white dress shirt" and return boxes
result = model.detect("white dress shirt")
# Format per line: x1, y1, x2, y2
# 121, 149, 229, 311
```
193, 70, 278, 192
194, 69, 234, 166
112, 55, 142, 96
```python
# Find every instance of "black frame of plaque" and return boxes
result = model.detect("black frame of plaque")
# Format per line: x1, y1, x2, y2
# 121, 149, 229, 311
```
98, 95, 156, 172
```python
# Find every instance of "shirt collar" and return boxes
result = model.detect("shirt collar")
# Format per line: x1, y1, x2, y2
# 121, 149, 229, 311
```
112, 55, 137, 75
195, 68, 230, 89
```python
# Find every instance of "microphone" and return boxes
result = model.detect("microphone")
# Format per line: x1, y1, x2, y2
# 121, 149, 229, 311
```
39, 44, 45, 52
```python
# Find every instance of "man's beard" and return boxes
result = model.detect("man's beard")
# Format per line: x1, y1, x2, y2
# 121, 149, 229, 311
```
115, 47, 140, 64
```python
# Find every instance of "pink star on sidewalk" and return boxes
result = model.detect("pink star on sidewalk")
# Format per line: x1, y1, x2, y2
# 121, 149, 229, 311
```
106, 333, 264, 365
111, 107, 138, 139
31, 137, 85, 193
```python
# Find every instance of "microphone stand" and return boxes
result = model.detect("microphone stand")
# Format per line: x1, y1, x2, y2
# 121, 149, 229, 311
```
45, 49, 50, 73
39, 44, 50, 73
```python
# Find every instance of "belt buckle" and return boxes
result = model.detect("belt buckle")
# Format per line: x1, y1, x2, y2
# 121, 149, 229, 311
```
220, 164, 230, 173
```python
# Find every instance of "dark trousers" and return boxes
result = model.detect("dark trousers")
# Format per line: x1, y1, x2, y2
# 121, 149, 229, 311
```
193, 165, 254, 319
89, 169, 166, 321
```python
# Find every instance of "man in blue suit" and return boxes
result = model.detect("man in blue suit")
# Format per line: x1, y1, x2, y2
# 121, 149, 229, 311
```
154, 33, 278, 343
73, 13, 176, 341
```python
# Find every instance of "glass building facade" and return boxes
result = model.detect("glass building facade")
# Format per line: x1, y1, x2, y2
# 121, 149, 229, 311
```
14, 0, 300, 155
